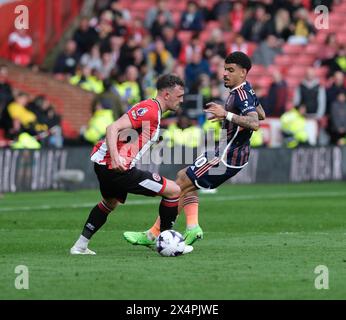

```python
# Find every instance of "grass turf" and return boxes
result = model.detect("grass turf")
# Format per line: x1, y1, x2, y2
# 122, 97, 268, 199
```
0, 182, 345, 300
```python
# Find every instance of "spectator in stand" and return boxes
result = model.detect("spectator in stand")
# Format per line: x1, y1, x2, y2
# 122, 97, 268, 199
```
92, 79, 125, 120
108, 0, 131, 22
252, 34, 282, 67
53, 40, 80, 78
263, 8, 292, 41
241, 5, 270, 43
145, 0, 174, 30
198, 0, 213, 22
8, 29, 33, 67
179, 32, 203, 65
204, 28, 227, 60
83, 99, 114, 145
293, 67, 326, 119
211, 0, 233, 23
80, 44, 103, 73
287, 7, 315, 45
229, 2, 245, 33
180, 1, 204, 32
162, 25, 182, 59
0, 65, 13, 117
209, 54, 224, 79
128, 18, 147, 46
280, 104, 309, 148
114, 65, 142, 109
284, 0, 305, 20
328, 45, 346, 75
185, 50, 211, 91
92, 10, 114, 52
265, 69, 288, 117
132, 47, 147, 74
73, 17, 99, 55
70, 65, 104, 94
311, 0, 333, 10
329, 92, 346, 145
148, 38, 174, 76
326, 71, 345, 115
117, 35, 137, 73
112, 8, 129, 37
93, 0, 112, 15
163, 112, 202, 148
108, 35, 124, 66
28, 96, 63, 148
317, 33, 339, 68
7, 92, 37, 131
99, 51, 116, 80
150, 10, 174, 39
229, 34, 250, 56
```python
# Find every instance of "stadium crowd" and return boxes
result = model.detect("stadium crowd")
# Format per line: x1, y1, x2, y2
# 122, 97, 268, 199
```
0, 0, 345, 149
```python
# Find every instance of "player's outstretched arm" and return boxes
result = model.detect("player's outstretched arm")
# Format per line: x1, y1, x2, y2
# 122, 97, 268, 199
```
205, 102, 260, 131
106, 114, 133, 171
256, 103, 266, 120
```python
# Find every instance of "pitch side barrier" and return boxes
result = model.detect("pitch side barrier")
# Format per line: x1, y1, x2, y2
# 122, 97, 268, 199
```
0, 146, 345, 192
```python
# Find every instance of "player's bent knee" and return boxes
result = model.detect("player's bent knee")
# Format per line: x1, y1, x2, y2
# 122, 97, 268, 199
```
176, 168, 188, 185
162, 180, 181, 199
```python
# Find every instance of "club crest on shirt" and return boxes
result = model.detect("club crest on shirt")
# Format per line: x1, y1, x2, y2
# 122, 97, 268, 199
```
152, 173, 161, 182
137, 107, 148, 117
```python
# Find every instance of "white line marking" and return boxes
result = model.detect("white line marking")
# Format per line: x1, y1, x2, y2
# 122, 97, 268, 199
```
0, 191, 345, 213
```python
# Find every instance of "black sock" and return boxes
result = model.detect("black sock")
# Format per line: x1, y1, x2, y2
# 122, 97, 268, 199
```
81, 201, 113, 239
159, 196, 179, 231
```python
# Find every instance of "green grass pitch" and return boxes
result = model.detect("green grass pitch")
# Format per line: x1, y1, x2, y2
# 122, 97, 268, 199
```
0, 182, 346, 300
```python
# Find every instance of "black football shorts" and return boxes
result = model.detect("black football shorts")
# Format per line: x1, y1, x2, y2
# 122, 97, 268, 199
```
94, 163, 166, 203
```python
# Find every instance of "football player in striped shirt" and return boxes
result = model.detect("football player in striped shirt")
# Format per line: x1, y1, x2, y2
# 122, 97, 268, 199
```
124, 52, 266, 247
70, 74, 194, 255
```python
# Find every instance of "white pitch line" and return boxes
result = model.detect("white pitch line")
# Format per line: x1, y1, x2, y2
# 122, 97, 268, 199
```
0, 191, 345, 213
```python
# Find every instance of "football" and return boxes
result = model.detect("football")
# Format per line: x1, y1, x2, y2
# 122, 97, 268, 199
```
156, 230, 186, 257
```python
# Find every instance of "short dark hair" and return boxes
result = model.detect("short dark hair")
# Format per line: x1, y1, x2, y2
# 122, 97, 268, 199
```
225, 51, 252, 72
157, 74, 184, 91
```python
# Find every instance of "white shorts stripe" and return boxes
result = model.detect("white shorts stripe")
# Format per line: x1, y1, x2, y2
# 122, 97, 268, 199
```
139, 179, 163, 193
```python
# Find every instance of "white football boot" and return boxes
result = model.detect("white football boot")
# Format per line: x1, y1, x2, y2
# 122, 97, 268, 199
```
182, 245, 194, 255
70, 246, 96, 255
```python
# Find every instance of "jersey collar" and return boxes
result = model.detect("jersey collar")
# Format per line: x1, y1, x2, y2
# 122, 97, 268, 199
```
229, 81, 246, 93
152, 98, 163, 116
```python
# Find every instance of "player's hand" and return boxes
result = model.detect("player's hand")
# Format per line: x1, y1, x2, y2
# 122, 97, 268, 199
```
111, 156, 127, 172
204, 102, 227, 121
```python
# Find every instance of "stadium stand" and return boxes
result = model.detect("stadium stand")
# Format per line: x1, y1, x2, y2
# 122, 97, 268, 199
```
0, 0, 346, 148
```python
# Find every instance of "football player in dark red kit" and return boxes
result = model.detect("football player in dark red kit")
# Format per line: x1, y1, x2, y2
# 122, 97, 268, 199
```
124, 51, 266, 247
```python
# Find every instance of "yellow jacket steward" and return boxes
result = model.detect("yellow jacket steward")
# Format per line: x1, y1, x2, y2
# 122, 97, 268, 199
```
280, 108, 308, 148
11, 132, 41, 149
84, 109, 114, 144
163, 123, 202, 148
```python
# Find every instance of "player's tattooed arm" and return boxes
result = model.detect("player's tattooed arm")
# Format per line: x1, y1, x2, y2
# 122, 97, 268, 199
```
106, 113, 133, 171
256, 103, 266, 120
204, 102, 260, 131
230, 111, 259, 131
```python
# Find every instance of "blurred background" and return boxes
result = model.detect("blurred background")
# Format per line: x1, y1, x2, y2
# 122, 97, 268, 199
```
0, 0, 345, 192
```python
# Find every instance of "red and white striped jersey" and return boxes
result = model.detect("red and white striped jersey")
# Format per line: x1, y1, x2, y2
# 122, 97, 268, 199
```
90, 99, 162, 170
